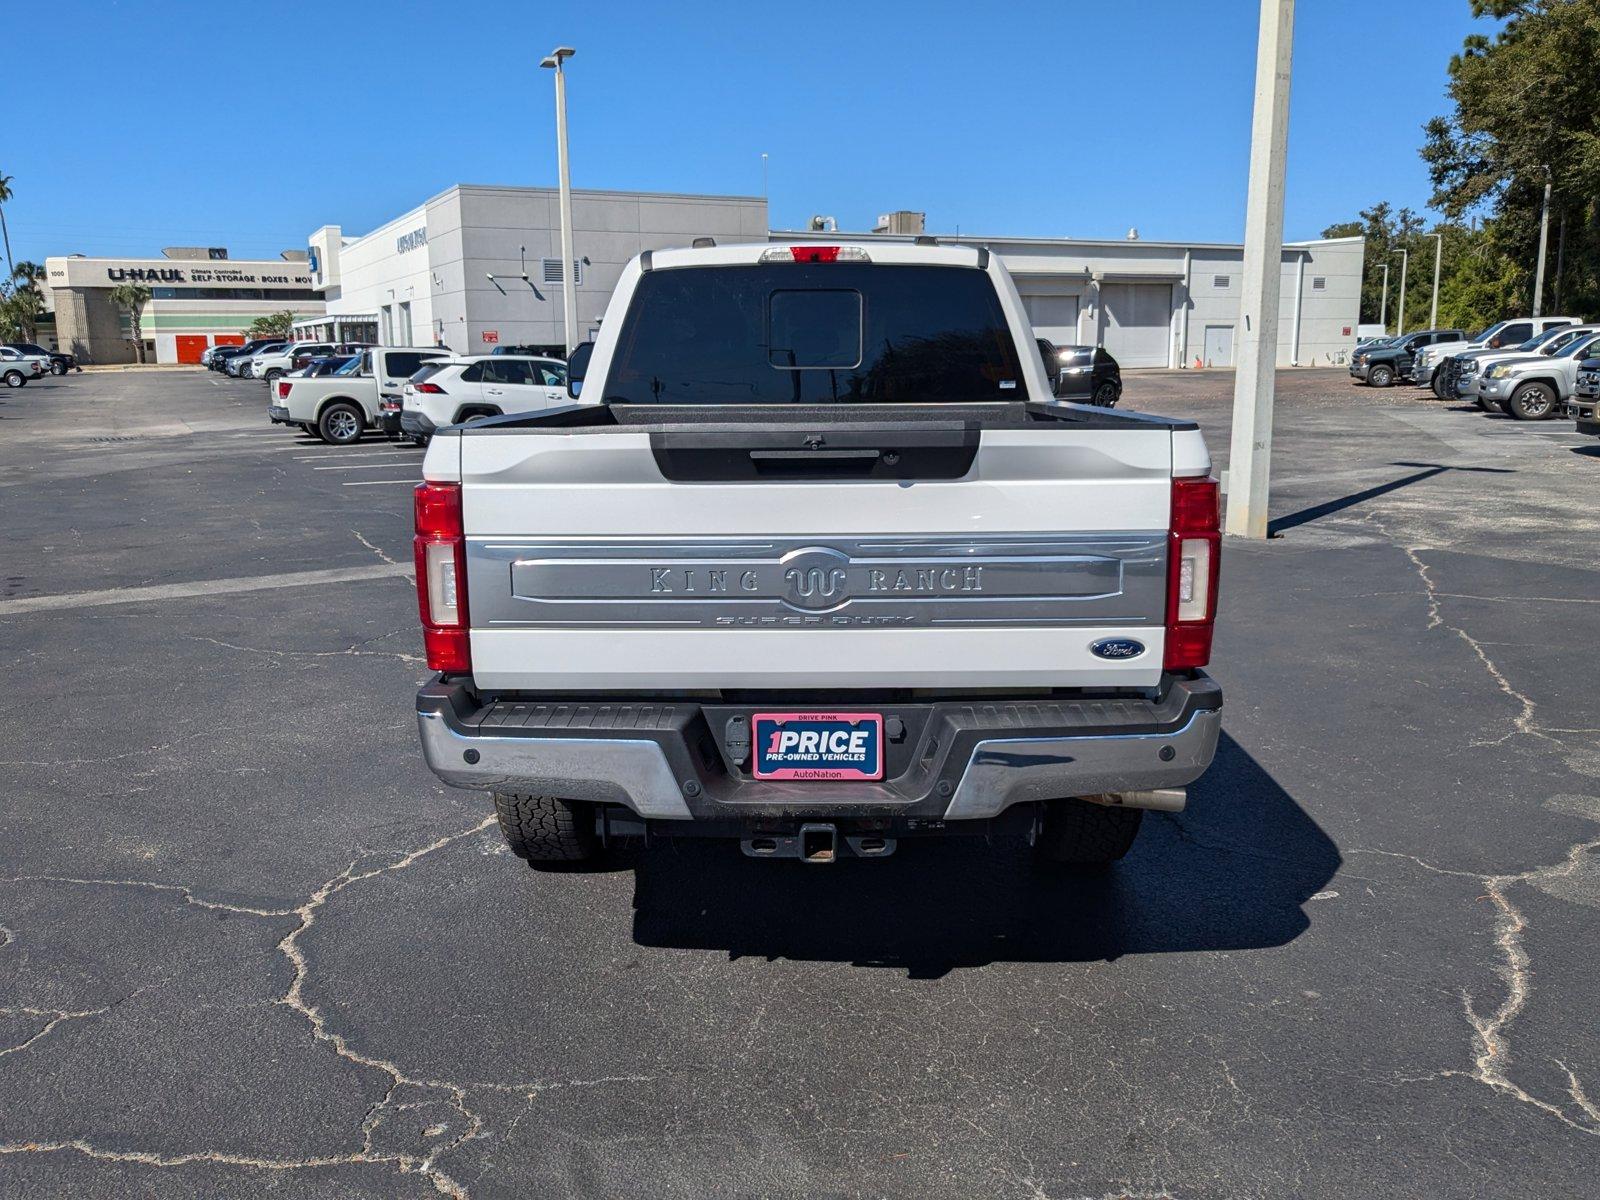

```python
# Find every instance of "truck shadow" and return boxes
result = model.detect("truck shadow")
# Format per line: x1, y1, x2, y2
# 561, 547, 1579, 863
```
629, 732, 1339, 978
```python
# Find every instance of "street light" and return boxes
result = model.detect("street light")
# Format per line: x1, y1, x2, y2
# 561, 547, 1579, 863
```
1427, 232, 1442, 329
540, 46, 577, 353
1394, 247, 1409, 336
1378, 262, 1389, 331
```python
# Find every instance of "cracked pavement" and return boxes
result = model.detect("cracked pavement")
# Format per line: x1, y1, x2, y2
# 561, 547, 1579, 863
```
1, 368, 1598, 1197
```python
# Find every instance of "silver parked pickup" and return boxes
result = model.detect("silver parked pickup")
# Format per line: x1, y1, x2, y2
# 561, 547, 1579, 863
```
410, 242, 1223, 872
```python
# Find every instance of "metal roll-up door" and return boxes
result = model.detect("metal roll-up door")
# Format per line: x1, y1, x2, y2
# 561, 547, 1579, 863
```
1021, 294, 1081, 346
1101, 282, 1174, 367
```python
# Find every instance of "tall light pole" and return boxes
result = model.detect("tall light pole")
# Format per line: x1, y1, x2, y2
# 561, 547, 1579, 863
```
1394, 247, 1409, 336
1224, 0, 1295, 541
541, 46, 578, 353
1378, 262, 1389, 331
1427, 232, 1442, 329
1532, 169, 1552, 317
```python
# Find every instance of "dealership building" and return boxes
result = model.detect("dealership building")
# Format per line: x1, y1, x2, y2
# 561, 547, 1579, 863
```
43, 249, 325, 364
301, 183, 1361, 369
786, 228, 1365, 370
298, 185, 769, 352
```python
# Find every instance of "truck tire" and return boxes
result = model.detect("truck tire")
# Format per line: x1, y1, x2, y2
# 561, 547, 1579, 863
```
1431, 369, 1450, 399
1367, 363, 1394, 388
3, 369, 25, 388
317, 402, 365, 445
51, 361, 68, 376
1033, 796, 1144, 869
1092, 380, 1120, 407
264, 368, 284, 383
493, 792, 599, 864
1507, 381, 1557, 420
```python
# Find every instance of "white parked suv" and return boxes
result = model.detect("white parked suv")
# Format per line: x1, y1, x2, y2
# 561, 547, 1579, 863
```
1474, 328, 1600, 419
399, 355, 571, 443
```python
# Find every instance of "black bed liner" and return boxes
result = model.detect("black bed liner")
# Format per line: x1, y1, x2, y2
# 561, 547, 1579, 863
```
444, 400, 1199, 436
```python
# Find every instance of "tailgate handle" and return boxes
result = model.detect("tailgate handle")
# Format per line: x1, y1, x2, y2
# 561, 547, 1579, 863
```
650, 426, 979, 481
748, 449, 882, 461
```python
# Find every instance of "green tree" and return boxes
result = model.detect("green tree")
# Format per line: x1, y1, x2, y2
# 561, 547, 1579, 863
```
1422, 0, 1600, 319
245, 310, 297, 339
110, 283, 153, 363
1, 262, 47, 342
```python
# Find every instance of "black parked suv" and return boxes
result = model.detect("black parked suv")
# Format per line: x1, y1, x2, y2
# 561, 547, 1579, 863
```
1036, 340, 1122, 406
1350, 328, 1467, 388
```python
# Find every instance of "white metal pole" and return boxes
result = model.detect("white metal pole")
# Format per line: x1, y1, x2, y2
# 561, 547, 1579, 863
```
1396, 249, 1408, 336
1429, 233, 1442, 329
1224, 0, 1295, 541
1379, 262, 1388, 330
551, 50, 578, 353
1532, 174, 1551, 317
1291, 250, 1306, 365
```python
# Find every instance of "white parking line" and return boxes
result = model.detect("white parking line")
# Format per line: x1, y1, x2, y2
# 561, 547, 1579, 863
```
0, 563, 412, 617
295, 452, 419, 462
314, 463, 423, 471
342, 479, 420, 487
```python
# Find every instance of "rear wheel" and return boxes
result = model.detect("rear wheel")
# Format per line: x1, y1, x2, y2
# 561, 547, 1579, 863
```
1508, 381, 1557, 420
2, 370, 25, 388
1367, 363, 1394, 388
318, 402, 365, 445
1092, 380, 1120, 407
1033, 797, 1144, 870
50, 361, 67, 376
493, 792, 600, 865
1431, 369, 1450, 399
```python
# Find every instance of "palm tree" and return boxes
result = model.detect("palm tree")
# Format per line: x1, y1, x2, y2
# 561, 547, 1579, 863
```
0, 172, 13, 278
7, 261, 45, 341
109, 282, 153, 363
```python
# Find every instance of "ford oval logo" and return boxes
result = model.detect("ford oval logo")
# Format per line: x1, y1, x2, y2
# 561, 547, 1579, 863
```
1091, 637, 1146, 661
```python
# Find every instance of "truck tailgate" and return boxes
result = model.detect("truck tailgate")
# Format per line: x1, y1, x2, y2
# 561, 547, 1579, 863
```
440, 417, 1180, 690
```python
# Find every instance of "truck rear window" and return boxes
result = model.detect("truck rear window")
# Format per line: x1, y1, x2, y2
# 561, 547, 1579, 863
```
605, 264, 1025, 404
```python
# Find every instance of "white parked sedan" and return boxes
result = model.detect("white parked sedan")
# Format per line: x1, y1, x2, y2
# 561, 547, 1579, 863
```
399, 354, 572, 443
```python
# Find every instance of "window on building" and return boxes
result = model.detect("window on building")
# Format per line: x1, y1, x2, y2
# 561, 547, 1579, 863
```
398, 301, 413, 346
1212, 275, 1230, 289
541, 258, 584, 285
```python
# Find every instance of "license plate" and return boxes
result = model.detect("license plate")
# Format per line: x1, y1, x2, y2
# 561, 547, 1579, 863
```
751, 712, 884, 781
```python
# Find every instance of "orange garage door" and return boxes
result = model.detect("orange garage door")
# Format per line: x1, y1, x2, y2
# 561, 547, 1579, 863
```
175, 335, 210, 363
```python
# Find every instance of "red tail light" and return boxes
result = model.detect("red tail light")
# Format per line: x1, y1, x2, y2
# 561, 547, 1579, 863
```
413, 482, 471, 674
414, 382, 445, 394
1164, 475, 1221, 671
276, 381, 291, 400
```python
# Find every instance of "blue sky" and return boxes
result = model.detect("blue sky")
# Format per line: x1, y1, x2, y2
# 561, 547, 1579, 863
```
5, 0, 1492, 265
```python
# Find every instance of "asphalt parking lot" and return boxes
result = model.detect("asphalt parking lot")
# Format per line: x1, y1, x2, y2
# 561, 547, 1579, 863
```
2, 366, 1598, 1199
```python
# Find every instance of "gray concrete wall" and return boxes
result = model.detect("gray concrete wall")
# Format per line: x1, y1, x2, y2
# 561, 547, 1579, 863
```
53, 288, 135, 364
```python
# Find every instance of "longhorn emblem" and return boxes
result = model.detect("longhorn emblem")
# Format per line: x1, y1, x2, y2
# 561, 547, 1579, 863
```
784, 565, 848, 599
778, 546, 853, 611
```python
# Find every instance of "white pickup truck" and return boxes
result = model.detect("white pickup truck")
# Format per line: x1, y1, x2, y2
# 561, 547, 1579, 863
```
412, 242, 1223, 870
268, 346, 451, 443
